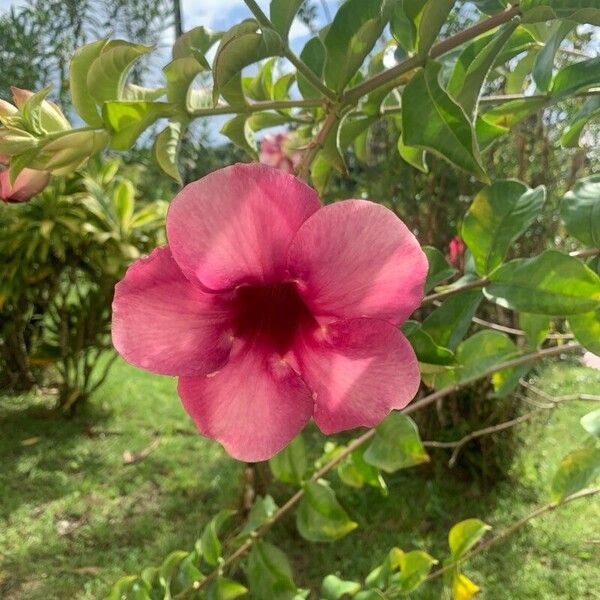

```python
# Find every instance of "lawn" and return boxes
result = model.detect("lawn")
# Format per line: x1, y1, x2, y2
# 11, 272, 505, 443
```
1, 357, 599, 599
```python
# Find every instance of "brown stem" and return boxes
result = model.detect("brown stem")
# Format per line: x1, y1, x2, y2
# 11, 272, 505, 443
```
422, 487, 600, 584
296, 109, 339, 182
422, 277, 489, 304
342, 5, 521, 105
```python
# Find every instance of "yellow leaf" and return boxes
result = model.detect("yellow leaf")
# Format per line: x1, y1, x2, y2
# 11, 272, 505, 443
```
452, 572, 480, 600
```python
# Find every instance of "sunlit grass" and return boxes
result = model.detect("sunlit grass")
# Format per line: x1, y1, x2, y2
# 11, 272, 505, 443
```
1, 357, 598, 599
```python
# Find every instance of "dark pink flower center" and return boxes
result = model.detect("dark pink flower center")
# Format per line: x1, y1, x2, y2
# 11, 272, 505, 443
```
233, 282, 316, 353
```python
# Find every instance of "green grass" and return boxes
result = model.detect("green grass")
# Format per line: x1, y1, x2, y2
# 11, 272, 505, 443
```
1, 357, 599, 599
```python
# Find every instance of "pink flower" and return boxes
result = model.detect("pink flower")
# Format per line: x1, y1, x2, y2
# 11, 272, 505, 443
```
448, 235, 465, 269
112, 164, 427, 461
259, 133, 301, 173
0, 156, 50, 203
582, 352, 600, 370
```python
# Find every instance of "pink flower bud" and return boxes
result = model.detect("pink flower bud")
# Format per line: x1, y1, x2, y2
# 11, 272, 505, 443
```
448, 235, 466, 269
0, 166, 50, 203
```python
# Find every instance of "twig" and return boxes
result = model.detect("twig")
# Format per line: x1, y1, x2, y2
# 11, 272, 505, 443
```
423, 487, 600, 584
342, 5, 521, 104
296, 109, 339, 182
404, 343, 582, 415
422, 278, 488, 305
189, 98, 323, 118
569, 247, 600, 259
423, 386, 594, 467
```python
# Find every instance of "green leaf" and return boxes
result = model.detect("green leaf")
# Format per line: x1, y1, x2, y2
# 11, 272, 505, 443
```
212, 20, 283, 102
569, 307, 600, 354
506, 48, 540, 94
482, 96, 549, 129
113, 179, 135, 227
323, 0, 392, 93
397, 550, 437, 593
20, 86, 70, 134
390, 0, 426, 52
244, 58, 276, 101
435, 330, 518, 389
449, 518, 491, 560
87, 41, 153, 107
220, 114, 257, 158
246, 541, 299, 600
153, 119, 185, 184
321, 574, 361, 599
484, 250, 600, 315
163, 57, 204, 110
416, 0, 456, 56
520, 1, 600, 25
103, 101, 173, 150
236, 495, 278, 540
398, 135, 428, 172
551, 447, 600, 501
561, 175, 600, 247
551, 56, 600, 100
581, 409, 600, 438
159, 550, 189, 593
447, 21, 519, 115
0, 128, 39, 155
297, 37, 326, 99
296, 480, 358, 542
365, 547, 403, 590
269, 434, 307, 485
520, 312, 550, 348
69, 38, 108, 127
270, 0, 304, 38
422, 289, 483, 350
402, 62, 488, 182
337, 446, 388, 495
462, 180, 546, 275
533, 20, 574, 92
402, 320, 455, 366
199, 509, 236, 566
423, 246, 456, 293
207, 577, 248, 600
561, 95, 600, 148
364, 413, 429, 473
123, 84, 166, 101
173, 25, 222, 66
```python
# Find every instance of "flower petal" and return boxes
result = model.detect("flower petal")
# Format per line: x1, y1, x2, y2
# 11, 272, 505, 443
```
288, 200, 428, 324
295, 318, 420, 434
112, 245, 234, 376
167, 163, 320, 290
178, 343, 313, 461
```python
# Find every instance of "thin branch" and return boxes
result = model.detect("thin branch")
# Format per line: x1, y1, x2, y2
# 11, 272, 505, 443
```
424, 387, 596, 467
423, 487, 600, 584
242, 0, 337, 101
296, 109, 339, 182
342, 5, 521, 105
189, 98, 323, 117
570, 247, 600, 259
404, 343, 582, 415
422, 277, 488, 305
